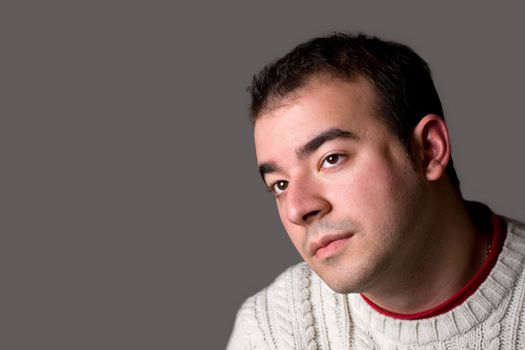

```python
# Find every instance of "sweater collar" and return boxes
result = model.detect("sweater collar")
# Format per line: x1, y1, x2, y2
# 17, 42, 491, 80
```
360, 203, 505, 320
347, 213, 525, 344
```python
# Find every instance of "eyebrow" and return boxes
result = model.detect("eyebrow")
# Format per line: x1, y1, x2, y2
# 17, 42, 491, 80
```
258, 161, 282, 182
296, 127, 358, 159
258, 127, 358, 182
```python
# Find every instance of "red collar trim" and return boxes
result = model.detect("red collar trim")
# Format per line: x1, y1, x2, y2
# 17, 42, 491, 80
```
360, 210, 505, 320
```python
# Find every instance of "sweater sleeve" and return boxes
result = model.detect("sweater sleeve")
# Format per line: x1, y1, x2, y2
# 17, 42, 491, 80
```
226, 296, 269, 350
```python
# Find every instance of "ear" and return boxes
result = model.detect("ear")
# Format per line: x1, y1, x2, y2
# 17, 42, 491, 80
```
412, 114, 451, 182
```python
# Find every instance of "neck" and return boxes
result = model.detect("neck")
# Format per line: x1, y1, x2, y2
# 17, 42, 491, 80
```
362, 188, 489, 314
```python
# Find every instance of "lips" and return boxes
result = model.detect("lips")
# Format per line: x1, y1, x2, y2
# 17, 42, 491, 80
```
309, 232, 353, 257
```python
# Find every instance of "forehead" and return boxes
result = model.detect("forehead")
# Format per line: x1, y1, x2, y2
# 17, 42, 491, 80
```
254, 76, 386, 159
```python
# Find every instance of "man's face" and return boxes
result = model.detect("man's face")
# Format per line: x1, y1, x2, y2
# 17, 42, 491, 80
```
254, 76, 429, 294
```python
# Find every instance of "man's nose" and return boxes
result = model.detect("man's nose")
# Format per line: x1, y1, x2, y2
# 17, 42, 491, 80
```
285, 178, 331, 226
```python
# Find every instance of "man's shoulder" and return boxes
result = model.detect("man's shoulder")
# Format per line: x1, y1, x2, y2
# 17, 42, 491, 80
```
266, 261, 312, 292
502, 215, 525, 233
500, 215, 525, 253
235, 260, 347, 332
242, 261, 313, 308
227, 262, 319, 349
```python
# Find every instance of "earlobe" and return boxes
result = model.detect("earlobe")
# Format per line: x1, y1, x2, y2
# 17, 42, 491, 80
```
412, 115, 451, 181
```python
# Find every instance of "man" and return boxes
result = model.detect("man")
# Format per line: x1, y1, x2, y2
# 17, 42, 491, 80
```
227, 33, 525, 349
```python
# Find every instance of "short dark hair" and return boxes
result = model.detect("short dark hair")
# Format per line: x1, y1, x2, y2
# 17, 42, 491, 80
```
249, 32, 460, 190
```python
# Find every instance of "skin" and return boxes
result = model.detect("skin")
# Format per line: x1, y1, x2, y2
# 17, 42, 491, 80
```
254, 75, 487, 313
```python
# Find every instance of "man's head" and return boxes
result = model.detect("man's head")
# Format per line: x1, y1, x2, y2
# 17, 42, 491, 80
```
250, 33, 460, 189
250, 33, 461, 294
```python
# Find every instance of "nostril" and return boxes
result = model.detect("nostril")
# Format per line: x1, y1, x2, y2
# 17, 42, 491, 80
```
303, 210, 321, 222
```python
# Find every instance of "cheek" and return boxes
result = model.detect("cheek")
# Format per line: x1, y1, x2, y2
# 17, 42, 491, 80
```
335, 159, 391, 202
328, 157, 407, 228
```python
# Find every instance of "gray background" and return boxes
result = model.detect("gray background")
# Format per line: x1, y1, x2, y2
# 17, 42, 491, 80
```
2, 1, 524, 349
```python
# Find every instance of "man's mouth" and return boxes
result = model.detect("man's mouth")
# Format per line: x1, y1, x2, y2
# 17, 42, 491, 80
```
309, 233, 354, 259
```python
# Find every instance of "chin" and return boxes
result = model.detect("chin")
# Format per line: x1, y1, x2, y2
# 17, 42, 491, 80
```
310, 267, 359, 294
327, 283, 354, 294
324, 278, 361, 294
312, 261, 373, 295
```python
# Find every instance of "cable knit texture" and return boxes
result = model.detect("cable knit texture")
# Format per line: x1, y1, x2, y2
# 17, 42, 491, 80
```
227, 217, 525, 349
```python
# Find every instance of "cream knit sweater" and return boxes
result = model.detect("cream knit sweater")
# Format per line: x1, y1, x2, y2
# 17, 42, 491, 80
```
227, 217, 525, 349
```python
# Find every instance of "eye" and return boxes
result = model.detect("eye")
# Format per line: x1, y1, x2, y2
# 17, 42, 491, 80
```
270, 180, 288, 196
320, 153, 346, 169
